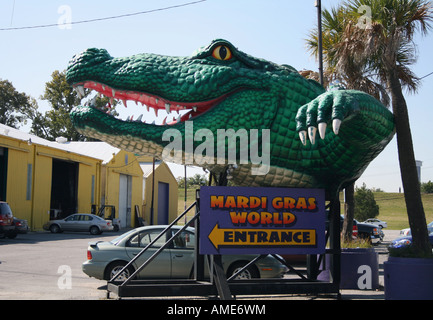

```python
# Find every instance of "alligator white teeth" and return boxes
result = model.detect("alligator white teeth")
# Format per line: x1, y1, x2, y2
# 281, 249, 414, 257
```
102, 85, 106, 91
308, 127, 317, 145
165, 103, 171, 114
193, 106, 197, 112
318, 122, 327, 140
333, 119, 342, 135
75, 85, 85, 98
299, 131, 307, 146
112, 89, 116, 97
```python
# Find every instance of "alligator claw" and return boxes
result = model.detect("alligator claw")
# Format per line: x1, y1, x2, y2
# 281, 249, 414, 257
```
308, 127, 317, 145
299, 130, 307, 146
318, 122, 327, 140
333, 119, 342, 135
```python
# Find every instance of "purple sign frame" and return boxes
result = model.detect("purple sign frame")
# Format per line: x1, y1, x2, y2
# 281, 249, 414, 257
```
199, 186, 326, 255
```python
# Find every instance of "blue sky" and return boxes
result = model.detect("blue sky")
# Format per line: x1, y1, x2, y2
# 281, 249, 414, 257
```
1, 0, 432, 192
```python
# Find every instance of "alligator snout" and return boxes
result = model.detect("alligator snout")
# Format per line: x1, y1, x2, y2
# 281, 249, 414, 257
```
67, 48, 112, 82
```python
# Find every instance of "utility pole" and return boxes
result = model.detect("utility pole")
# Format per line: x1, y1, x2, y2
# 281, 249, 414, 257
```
315, 0, 324, 86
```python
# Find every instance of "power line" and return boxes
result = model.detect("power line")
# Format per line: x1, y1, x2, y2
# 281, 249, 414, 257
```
420, 71, 433, 80
0, 0, 206, 31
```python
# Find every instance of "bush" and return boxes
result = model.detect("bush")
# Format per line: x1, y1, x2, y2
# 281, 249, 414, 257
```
354, 183, 379, 221
421, 181, 433, 193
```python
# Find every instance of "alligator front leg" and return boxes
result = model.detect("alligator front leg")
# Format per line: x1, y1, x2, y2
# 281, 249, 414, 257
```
294, 89, 395, 194
296, 89, 394, 148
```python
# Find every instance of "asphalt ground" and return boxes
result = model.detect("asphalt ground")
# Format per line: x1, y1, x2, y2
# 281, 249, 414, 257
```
0, 229, 401, 301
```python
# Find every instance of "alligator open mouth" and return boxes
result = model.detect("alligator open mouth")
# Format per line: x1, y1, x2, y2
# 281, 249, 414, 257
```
72, 81, 232, 125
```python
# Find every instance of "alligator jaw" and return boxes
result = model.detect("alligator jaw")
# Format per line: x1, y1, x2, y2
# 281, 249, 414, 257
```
72, 80, 233, 125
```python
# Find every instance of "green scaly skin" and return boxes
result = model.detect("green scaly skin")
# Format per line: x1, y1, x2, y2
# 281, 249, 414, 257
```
66, 39, 395, 196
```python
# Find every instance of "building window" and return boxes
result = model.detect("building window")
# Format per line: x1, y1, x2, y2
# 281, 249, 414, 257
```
91, 175, 95, 204
26, 164, 32, 200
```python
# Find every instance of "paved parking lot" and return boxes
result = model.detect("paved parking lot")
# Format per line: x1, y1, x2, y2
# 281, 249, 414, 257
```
0, 229, 400, 300
0, 231, 115, 300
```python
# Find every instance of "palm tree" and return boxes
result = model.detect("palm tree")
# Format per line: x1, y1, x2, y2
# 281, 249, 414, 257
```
307, 0, 433, 256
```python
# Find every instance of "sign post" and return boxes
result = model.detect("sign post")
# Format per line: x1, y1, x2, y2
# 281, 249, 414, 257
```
199, 186, 326, 256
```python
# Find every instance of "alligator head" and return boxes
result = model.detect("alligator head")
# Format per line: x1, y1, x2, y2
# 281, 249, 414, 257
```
66, 39, 394, 195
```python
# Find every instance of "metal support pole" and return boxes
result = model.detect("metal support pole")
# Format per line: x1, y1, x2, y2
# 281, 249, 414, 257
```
329, 196, 341, 290
315, 0, 324, 86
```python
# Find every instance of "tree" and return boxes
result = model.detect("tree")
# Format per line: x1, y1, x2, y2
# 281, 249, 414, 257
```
307, 0, 433, 257
0, 79, 38, 128
421, 181, 433, 193
176, 173, 208, 188
354, 183, 380, 221
32, 70, 118, 141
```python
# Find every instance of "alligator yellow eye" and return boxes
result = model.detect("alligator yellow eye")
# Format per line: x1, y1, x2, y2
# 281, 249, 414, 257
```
212, 45, 232, 61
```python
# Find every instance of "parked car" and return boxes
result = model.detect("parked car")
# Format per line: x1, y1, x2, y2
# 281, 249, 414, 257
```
43, 213, 113, 235
3, 218, 29, 239
363, 218, 387, 229
355, 220, 382, 244
400, 221, 433, 236
83, 225, 288, 281
13, 218, 29, 234
389, 231, 433, 249
0, 201, 16, 238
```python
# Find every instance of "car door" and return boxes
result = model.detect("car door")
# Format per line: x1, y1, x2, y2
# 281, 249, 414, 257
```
79, 214, 94, 232
61, 214, 80, 231
124, 228, 171, 279
170, 229, 195, 278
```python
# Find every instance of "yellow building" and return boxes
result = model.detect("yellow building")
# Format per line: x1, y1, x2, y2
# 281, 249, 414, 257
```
139, 157, 178, 225
0, 125, 178, 231
0, 125, 102, 231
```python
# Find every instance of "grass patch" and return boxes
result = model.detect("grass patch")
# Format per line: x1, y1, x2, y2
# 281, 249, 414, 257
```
341, 237, 373, 248
371, 192, 433, 230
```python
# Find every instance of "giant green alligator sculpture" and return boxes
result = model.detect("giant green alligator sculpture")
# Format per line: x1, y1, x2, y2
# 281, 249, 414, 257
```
66, 39, 395, 197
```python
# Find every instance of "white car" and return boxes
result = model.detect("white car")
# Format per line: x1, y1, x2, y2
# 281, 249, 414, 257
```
363, 218, 387, 229
400, 221, 433, 236
43, 213, 114, 235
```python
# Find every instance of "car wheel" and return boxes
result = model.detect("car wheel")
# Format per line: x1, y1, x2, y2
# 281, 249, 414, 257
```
6, 231, 17, 239
105, 261, 134, 282
50, 224, 61, 233
227, 261, 260, 280
89, 226, 101, 235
